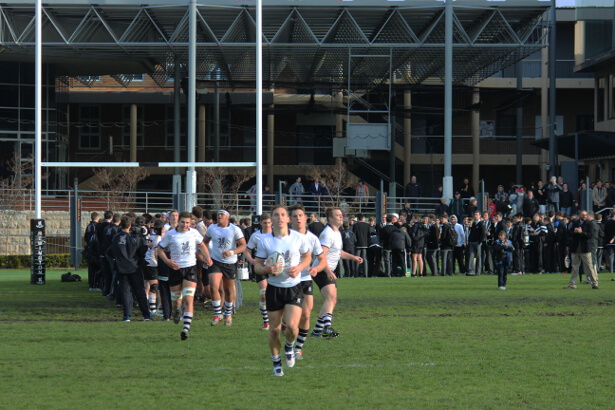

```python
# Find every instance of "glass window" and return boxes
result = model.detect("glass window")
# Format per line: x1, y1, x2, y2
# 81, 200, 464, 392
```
79, 105, 100, 149
597, 77, 605, 123
165, 105, 187, 149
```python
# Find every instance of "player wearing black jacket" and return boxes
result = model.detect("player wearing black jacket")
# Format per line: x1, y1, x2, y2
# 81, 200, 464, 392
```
101, 214, 121, 298
84, 212, 100, 290
111, 216, 151, 322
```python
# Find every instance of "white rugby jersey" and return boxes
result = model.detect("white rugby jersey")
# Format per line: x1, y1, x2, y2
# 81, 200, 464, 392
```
256, 230, 310, 288
206, 223, 244, 264
293, 229, 323, 282
247, 229, 266, 251
320, 225, 342, 271
144, 234, 162, 267
158, 228, 203, 269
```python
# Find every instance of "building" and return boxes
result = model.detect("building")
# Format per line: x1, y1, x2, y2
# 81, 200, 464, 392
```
1, 0, 592, 200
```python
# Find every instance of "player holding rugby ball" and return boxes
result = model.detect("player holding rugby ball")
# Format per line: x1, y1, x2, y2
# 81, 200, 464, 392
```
254, 205, 312, 377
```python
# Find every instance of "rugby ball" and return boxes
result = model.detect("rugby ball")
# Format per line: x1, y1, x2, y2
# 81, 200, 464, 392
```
267, 251, 285, 275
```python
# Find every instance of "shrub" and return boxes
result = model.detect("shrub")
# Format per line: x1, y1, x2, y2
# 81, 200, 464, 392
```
0, 254, 87, 269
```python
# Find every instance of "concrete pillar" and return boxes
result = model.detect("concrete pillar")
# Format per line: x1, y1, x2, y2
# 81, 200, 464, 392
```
472, 88, 480, 194
198, 104, 206, 163
267, 104, 274, 190
540, 44, 549, 182
130, 103, 137, 162
403, 89, 412, 187
335, 92, 344, 168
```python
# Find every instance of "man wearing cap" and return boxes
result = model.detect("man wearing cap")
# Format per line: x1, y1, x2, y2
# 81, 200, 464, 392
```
203, 209, 247, 326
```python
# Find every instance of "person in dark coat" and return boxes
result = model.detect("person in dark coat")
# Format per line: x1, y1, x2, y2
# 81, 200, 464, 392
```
459, 178, 474, 199
434, 198, 449, 216
404, 175, 422, 210
111, 215, 151, 322
425, 215, 440, 276
352, 214, 370, 277
390, 226, 412, 277
410, 215, 429, 277
604, 209, 615, 273
554, 211, 569, 273
308, 213, 325, 237
523, 190, 540, 218
341, 221, 358, 277
565, 210, 599, 289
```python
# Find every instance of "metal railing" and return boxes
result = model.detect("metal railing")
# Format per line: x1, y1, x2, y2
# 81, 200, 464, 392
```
0, 188, 442, 217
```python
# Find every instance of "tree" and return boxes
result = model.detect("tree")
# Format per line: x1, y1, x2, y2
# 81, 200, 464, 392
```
0, 153, 35, 211
199, 167, 255, 214
90, 167, 149, 211
306, 161, 359, 215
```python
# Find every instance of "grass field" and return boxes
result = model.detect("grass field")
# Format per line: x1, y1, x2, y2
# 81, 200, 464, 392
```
1, 269, 614, 409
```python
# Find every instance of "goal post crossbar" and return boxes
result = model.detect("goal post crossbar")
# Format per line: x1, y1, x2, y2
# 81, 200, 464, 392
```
41, 162, 258, 168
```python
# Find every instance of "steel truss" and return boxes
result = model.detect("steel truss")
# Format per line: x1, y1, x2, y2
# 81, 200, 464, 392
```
0, 2, 549, 87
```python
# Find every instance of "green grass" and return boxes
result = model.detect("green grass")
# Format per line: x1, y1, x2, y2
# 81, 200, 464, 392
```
1, 269, 615, 408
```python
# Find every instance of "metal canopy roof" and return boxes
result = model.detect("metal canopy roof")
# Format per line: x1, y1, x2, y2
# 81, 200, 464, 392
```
0, 0, 550, 88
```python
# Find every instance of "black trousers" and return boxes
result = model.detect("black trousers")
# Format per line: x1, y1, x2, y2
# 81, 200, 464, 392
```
453, 246, 465, 274
391, 249, 407, 277
367, 246, 382, 277
426, 249, 439, 276
87, 258, 100, 289
512, 244, 524, 273
120, 270, 150, 319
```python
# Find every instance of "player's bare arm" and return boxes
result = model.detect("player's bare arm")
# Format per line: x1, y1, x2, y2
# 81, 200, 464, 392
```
255, 257, 280, 276
341, 250, 363, 264
198, 242, 211, 266
222, 237, 247, 258
156, 246, 178, 270
308, 252, 327, 277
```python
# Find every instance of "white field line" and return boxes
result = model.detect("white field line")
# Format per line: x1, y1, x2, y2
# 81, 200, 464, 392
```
212, 362, 436, 371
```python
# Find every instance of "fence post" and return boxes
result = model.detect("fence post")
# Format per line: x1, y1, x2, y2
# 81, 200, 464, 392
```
145, 192, 149, 214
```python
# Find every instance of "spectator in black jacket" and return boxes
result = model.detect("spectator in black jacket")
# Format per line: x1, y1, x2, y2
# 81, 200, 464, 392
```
459, 178, 474, 199
434, 198, 449, 216
380, 213, 399, 276
390, 226, 412, 277
439, 214, 454, 276
523, 190, 540, 218
111, 215, 151, 322
352, 214, 370, 277
565, 210, 599, 289
367, 217, 382, 277
101, 213, 121, 299
410, 215, 429, 277
425, 215, 440, 276
308, 213, 325, 238
554, 211, 569, 273
604, 209, 615, 273
404, 175, 422, 210
341, 221, 358, 277
466, 211, 486, 275
590, 212, 604, 276
511, 214, 525, 275
560, 183, 574, 215
84, 212, 100, 291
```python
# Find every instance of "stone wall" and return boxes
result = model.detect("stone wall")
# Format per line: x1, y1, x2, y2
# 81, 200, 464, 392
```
0, 210, 90, 256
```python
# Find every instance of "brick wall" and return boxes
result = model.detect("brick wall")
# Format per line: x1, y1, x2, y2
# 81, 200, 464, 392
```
0, 211, 89, 256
